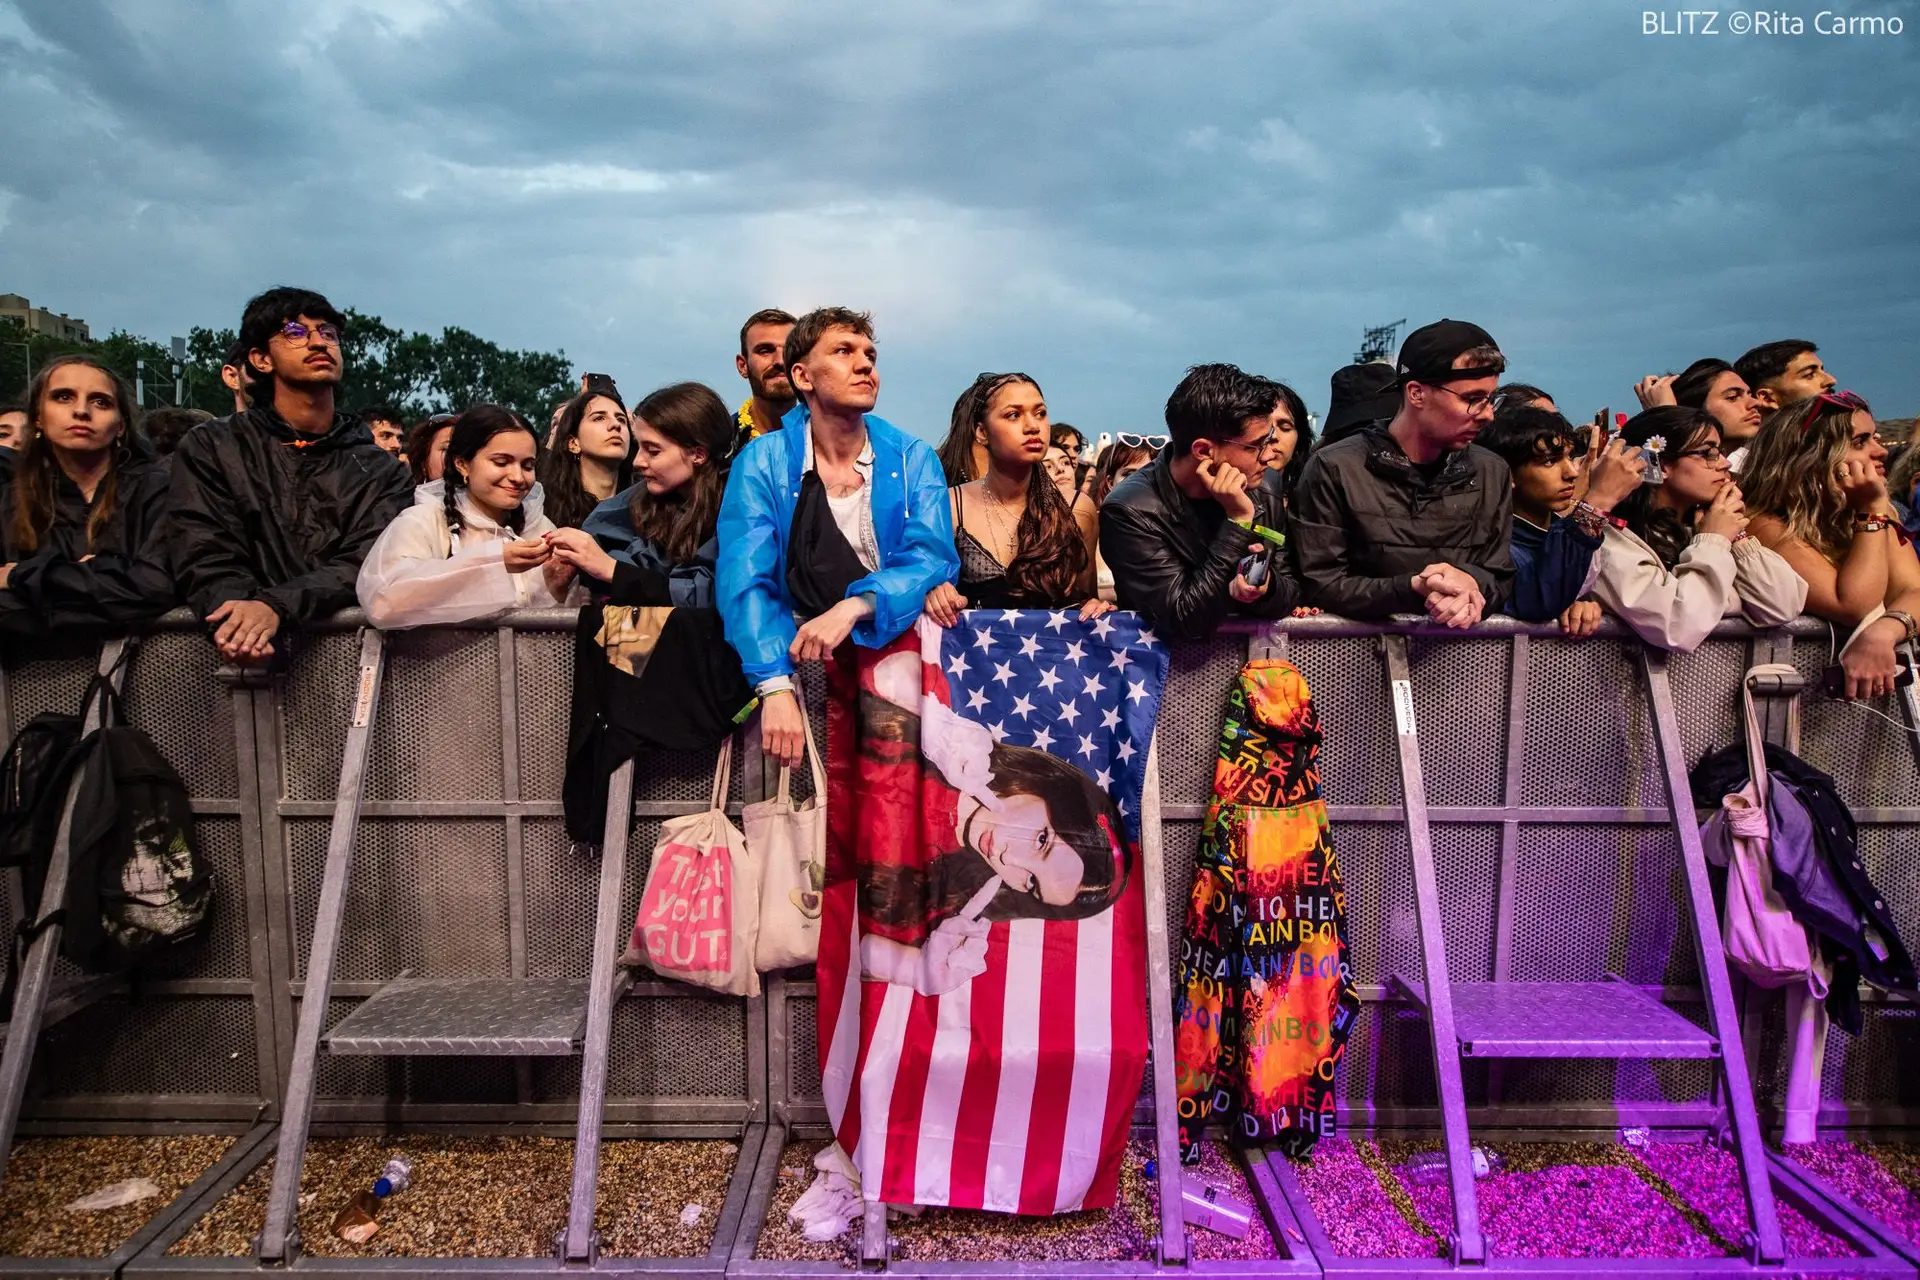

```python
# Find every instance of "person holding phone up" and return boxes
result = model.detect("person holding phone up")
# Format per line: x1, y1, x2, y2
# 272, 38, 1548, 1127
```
1099, 363, 1299, 639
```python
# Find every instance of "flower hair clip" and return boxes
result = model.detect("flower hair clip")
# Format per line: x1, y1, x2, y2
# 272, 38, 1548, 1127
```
1642, 435, 1668, 455
1638, 435, 1668, 486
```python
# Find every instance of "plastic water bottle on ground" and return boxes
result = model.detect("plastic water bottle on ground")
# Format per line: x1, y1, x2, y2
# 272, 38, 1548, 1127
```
1404, 1147, 1498, 1186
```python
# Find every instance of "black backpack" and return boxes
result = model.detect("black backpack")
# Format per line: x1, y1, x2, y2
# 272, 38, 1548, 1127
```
0, 710, 86, 912
59, 677, 213, 972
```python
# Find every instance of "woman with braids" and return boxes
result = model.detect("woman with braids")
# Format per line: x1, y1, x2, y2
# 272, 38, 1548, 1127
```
356, 405, 576, 628
1588, 405, 1804, 652
1744, 390, 1920, 699
923, 372, 1110, 625
546, 382, 732, 607
536, 387, 633, 528
0, 355, 174, 636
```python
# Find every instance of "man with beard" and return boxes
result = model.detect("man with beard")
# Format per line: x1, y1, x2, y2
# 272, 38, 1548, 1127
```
168, 286, 411, 665
733, 307, 797, 449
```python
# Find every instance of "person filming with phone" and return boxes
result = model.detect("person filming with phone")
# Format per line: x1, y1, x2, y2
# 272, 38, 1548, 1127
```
1100, 363, 1299, 639
1291, 318, 1516, 628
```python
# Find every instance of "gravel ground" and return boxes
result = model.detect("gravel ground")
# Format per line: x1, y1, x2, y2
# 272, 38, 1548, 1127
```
753, 1137, 1280, 1262
0, 1134, 233, 1258
1785, 1142, 1920, 1246
1294, 1138, 1858, 1260
167, 1137, 737, 1259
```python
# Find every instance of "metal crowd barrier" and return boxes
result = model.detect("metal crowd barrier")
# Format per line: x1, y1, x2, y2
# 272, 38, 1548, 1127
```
0, 607, 1910, 1278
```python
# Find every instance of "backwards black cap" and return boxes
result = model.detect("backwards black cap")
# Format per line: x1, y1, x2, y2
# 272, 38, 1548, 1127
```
1395, 319, 1505, 387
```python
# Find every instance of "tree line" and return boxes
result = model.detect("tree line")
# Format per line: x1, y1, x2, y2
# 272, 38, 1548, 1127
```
0, 309, 576, 429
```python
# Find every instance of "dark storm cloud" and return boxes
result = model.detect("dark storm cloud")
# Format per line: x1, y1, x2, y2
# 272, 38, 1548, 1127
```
1, 0, 1914, 436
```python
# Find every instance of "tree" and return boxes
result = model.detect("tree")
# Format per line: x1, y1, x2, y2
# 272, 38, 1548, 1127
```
2, 310, 575, 430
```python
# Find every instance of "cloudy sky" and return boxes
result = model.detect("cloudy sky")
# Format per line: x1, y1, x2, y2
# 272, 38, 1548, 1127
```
2, 0, 1915, 439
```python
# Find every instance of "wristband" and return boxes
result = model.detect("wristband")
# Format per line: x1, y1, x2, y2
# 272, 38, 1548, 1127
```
1566, 501, 1608, 540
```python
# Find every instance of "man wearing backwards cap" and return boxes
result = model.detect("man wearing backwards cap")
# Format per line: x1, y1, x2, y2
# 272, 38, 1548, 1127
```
1290, 319, 1516, 626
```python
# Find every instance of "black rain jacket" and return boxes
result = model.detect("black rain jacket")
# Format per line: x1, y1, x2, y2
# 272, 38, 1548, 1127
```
1289, 426, 1516, 618
167, 406, 412, 629
1098, 453, 1299, 640
0, 445, 177, 637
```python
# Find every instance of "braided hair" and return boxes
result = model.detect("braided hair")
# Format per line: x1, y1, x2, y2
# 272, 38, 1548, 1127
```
443, 405, 536, 539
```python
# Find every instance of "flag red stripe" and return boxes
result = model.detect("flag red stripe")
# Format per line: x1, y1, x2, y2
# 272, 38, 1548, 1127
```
1091, 873, 1148, 1204
879, 992, 939, 1204
1017, 919, 1079, 1213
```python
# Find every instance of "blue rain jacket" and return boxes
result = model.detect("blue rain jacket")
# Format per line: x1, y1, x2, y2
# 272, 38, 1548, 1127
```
717, 405, 957, 687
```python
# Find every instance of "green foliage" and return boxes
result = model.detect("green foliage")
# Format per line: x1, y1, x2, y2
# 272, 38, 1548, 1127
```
1, 309, 575, 429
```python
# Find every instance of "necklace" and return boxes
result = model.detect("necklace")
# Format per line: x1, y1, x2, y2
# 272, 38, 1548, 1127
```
978, 481, 1024, 565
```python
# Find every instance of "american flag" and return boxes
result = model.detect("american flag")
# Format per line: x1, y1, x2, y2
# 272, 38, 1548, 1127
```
818, 610, 1168, 1214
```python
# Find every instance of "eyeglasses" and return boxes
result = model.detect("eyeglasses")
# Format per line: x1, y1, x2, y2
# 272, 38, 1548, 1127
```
1429, 384, 1505, 416
1117, 433, 1169, 449
1678, 443, 1726, 463
1215, 425, 1279, 455
277, 321, 341, 347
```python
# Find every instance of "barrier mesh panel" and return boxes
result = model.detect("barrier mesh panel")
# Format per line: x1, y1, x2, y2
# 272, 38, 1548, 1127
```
278, 630, 361, 800
125, 631, 240, 798
1407, 636, 1508, 807
371, 628, 506, 801
1158, 636, 1247, 806
514, 628, 572, 801
30, 996, 259, 1097
1, 648, 96, 729
788, 995, 822, 1108
1789, 636, 1920, 812
1668, 638, 1750, 768
523, 816, 612, 979
289, 817, 511, 981
1521, 639, 1662, 807
1291, 637, 1399, 807
1512, 824, 1696, 986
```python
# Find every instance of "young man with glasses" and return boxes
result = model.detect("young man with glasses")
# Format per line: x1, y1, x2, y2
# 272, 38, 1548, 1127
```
1291, 319, 1516, 627
169, 286, 411, 666
1100, 363, 1298, 639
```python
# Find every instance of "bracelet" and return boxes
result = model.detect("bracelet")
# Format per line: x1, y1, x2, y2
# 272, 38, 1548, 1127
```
1856, 517, 1892, 534
1566, 501, 1608, 539
1885, 609, 1920, 646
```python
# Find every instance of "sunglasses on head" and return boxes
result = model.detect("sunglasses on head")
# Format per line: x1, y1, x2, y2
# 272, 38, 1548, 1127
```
1118, 433, 1169, 449
1801, 389, 1870, 432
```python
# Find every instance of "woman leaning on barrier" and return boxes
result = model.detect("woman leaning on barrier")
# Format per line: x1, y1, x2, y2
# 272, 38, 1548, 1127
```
923, 372, 1110, 626
1587, 406, 1806, 653
0, 354, 176, 637
545, 381, 732, 606
1742, 389, 1920, 699
356, 405, 579, 628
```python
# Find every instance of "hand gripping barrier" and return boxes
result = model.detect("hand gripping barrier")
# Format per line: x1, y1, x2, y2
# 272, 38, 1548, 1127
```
0, 608, 1911, 1277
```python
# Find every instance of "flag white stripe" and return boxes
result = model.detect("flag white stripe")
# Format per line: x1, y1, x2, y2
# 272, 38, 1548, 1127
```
1054, 905, 1116, 1211
910, 981, 975, 1205
981, 918, 1045, 1212
852, 980, 916, 1192
819, 910, 863, 1139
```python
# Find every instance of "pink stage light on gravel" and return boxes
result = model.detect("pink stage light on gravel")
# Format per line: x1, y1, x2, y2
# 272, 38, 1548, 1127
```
1783, 1143, 1920, 1247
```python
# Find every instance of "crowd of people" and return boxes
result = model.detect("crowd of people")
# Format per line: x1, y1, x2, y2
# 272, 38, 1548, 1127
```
0, 287, 1915, 755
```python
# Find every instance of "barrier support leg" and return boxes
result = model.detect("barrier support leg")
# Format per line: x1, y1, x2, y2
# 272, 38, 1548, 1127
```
255, 628, 385, 1266
1640, 649, 1784, 1264
1140, 730, 1189, 1265
560, 755, 634, 1264
0, 637, 129, 1188
1379, 635, 1485, 1265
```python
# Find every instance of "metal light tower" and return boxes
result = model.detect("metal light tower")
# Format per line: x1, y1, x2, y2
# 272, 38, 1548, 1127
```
1355, 318, 1407, 365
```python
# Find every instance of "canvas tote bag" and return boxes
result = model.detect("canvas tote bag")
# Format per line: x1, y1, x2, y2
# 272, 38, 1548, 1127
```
1715, 670, 1814, 989
747, 697, 826, 972
627, 737, 761, 997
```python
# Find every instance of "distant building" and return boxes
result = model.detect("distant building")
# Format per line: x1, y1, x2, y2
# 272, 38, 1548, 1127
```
0, 293, 91, 343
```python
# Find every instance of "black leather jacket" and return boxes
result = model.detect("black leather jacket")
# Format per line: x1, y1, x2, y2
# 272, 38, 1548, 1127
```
1098, 454, 1298, 640
167, 405, 412, 628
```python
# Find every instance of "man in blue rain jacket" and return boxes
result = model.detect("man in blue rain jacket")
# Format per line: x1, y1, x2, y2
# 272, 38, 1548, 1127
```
717, 307, 958, 767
